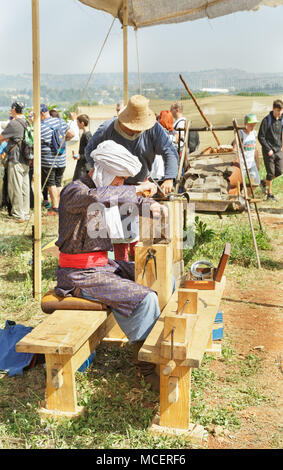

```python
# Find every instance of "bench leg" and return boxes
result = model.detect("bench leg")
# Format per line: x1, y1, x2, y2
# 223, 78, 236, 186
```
149, 365, 208, 445
160, 365, 191, 430
40, 353, 84, 420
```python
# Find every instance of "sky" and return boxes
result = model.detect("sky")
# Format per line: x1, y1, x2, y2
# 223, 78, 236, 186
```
1, 0, 283, 76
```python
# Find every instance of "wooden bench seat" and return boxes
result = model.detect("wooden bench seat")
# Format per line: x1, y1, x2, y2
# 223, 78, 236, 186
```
16, 308, 116, 419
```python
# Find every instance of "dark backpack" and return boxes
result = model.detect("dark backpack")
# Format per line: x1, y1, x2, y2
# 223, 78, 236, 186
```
15, 119, 34, 161
43, 119, 66, 155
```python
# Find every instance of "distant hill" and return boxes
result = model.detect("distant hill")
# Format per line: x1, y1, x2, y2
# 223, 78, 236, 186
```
1, 69, 283, 91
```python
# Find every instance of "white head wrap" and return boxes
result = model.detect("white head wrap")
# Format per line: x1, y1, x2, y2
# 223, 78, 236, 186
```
90, 140, 142, 187
89, 140, 142, 240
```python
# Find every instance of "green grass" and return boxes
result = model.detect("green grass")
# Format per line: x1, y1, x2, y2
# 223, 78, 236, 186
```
184, 215, 272, 269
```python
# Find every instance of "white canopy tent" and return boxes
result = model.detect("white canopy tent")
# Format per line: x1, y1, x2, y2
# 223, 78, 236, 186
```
79, 0, 283, 27
31, 0, 283, 299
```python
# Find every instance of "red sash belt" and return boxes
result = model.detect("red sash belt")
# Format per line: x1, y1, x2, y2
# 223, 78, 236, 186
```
59, 251, 108, 268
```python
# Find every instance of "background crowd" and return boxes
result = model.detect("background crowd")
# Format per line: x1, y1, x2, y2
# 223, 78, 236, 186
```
0, 96, 282, 224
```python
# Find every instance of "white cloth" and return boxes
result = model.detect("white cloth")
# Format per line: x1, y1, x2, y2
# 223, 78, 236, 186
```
67, 120, 80, 142
90, 140, 142, 239
90, 140, 142, 187
150, 155, 164, 180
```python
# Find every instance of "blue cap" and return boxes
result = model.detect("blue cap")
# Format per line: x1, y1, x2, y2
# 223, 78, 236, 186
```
40, 104, 48, 113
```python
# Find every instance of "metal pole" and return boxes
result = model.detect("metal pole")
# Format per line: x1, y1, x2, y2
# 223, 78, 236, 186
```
123, 0, 128, 104
31, 0, 42, 299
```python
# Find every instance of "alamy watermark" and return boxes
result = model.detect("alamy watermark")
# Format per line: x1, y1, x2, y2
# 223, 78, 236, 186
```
87, 198, 196, 249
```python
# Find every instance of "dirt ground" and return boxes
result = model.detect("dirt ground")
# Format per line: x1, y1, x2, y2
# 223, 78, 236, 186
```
207, 210, 283, 449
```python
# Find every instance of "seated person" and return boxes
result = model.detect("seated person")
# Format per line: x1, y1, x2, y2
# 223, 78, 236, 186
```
54, 140, 167, 391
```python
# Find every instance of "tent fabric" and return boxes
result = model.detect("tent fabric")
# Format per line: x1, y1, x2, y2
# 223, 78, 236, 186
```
79, 0, 283, 28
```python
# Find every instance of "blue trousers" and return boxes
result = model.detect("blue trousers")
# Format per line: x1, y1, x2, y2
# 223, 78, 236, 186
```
81, 290, 160, 343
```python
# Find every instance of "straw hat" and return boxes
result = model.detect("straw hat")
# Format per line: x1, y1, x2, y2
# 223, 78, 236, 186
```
118, 95, 156, 131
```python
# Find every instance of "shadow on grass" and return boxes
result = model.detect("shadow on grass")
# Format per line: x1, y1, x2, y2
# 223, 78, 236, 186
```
0, 344, 163, 449
0, 235, 32, 257
258, 208, 283, 215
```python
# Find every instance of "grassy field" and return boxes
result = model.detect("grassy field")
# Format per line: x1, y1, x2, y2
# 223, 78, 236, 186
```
0, 96, 282, 450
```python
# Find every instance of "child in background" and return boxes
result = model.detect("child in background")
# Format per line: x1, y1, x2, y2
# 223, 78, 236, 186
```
72, 114, 92, 181
233, 113, 260, 187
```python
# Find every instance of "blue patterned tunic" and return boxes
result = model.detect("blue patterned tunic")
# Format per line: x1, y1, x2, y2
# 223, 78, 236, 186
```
54, 175, 154, 317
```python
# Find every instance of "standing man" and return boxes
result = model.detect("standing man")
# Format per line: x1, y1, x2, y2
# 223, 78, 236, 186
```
0, 102, 30, 223
85, 95, 178, 261
170, 101, 199, 156
40, 104, 74, 215
86, 95, 178, 195
258, 99, 283, 201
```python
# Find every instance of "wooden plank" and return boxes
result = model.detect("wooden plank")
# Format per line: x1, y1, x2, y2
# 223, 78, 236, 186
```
185, 277, 226, 367
71, 313, 116, 371
31, 0, 42, 301
139, 277, 226, 368
16, 310, 109, 355
178, 289, 198, 314
160, 366, 191, 429
214, 242, 230, 282
172, 200, 184, 263
149, 421, 208, 446
103, 322, 127, 343
138, 291, 197, 365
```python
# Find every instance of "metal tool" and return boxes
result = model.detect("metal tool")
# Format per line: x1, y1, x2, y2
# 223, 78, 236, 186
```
142, 248, 157, 280
190, 260, 214, 280
179, 299, 189, 315
147, 176, 176, 201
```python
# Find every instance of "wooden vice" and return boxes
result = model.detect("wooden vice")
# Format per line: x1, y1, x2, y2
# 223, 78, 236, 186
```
135, 202, 228, 444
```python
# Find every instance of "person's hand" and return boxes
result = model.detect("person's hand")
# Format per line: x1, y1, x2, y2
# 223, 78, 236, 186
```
150, 201, 169, 219
161, 179, 174, 194
136, 181, 157, 197
268, 150, 274, 156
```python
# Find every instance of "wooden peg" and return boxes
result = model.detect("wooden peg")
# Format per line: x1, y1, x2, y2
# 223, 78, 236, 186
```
162, 360, 177, 376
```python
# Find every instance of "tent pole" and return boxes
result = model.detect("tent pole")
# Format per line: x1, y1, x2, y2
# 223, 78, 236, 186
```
31, 0, 42, 300
123, 0, 128, 104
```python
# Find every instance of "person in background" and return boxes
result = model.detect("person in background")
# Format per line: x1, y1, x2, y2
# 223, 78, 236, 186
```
116, 101, 123, 115
150, 110, 175, 180
67, 112, 80, 143
0, 121, 11, 214
258, 99, 283, 201
85, 95, 178, 262
0, 102, 30, 223
170, 101, 199, 156
42, 110, 58, 207
40, 104, 74, 215
49, 109, 60, 118
232, 113, 260, 193
72, 114, 92, 181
